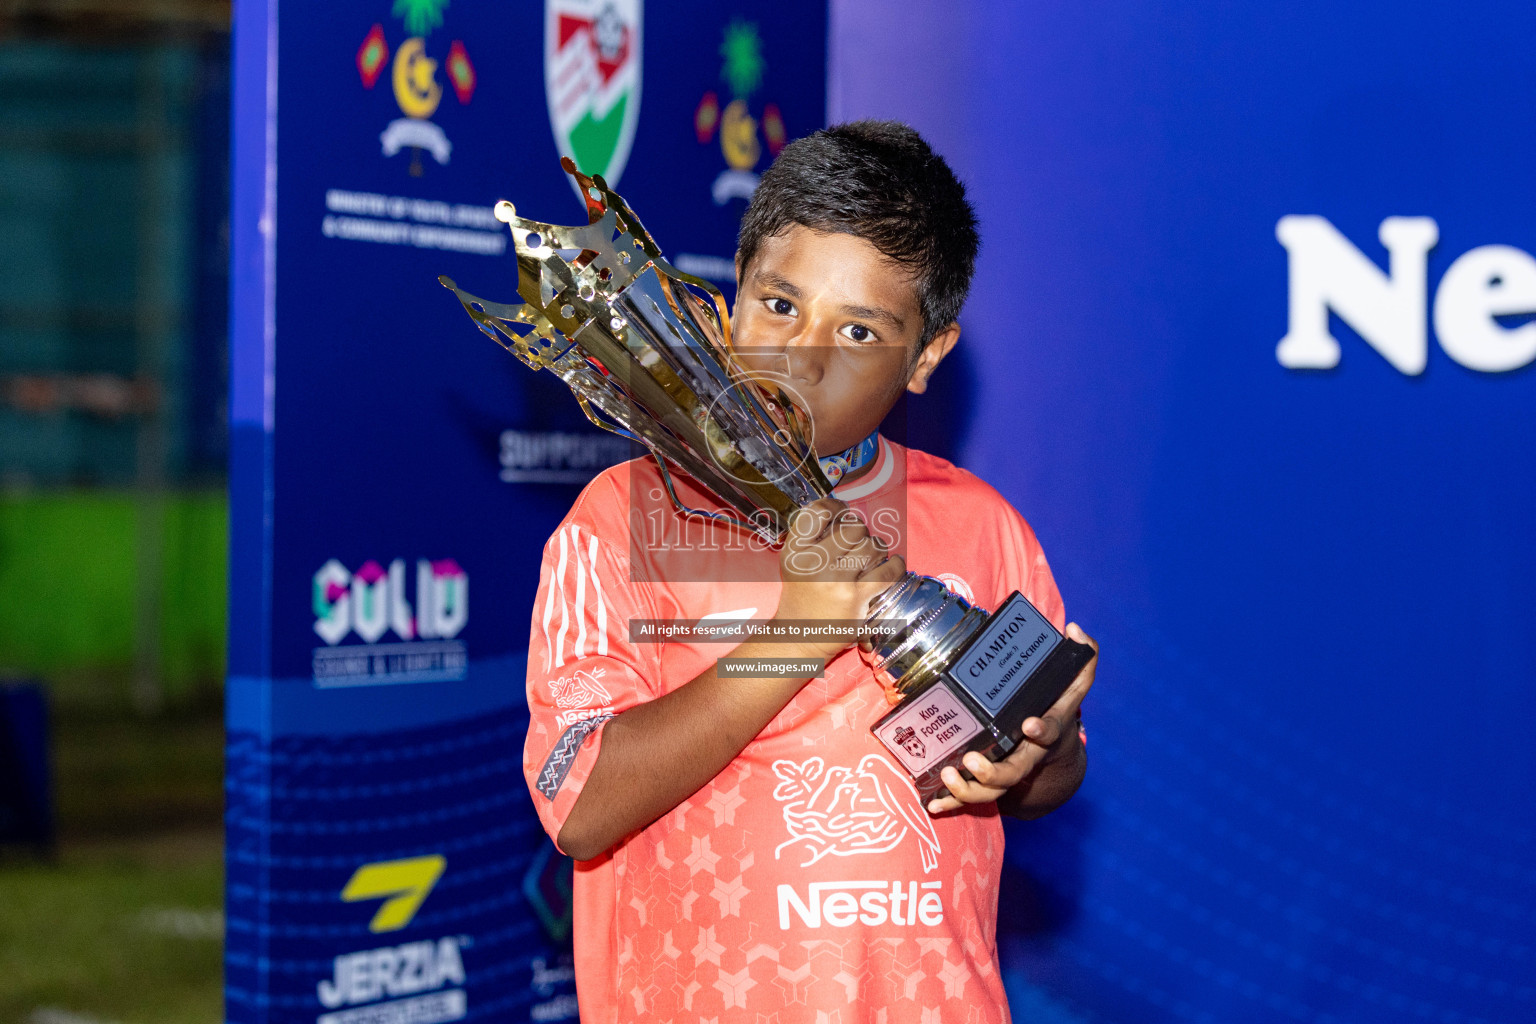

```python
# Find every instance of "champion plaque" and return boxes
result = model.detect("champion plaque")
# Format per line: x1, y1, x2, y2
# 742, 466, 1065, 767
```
868, 592, 1094, 799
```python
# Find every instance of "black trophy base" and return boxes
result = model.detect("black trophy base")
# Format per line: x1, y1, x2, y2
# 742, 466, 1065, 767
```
870, 592, 1095, 803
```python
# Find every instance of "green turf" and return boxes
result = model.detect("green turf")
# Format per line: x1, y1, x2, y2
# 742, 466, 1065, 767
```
0, 711, 224, 1024
0, 835, 224, 1024
0, 491, 227, 701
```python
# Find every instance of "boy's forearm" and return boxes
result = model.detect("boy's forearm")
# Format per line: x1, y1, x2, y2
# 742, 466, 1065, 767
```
555, 640, 821, 860
996, 727, 1086, 821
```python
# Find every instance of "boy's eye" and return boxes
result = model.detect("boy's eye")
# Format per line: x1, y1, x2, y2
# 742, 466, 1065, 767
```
840, 323, 875, 343
765, 297, 795, 316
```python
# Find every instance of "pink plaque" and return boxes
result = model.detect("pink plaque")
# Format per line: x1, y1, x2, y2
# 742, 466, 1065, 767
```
873, 682, 984, 776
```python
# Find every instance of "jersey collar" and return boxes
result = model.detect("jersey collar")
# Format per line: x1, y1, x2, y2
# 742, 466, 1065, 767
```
830, 433, 895, 500
817, 428, 880, 486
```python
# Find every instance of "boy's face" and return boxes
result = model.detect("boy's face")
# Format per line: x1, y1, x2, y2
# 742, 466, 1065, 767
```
733, 226, 959, 455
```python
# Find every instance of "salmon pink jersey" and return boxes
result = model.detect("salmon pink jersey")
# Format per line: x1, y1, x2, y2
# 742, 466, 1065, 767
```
522, 436, 1066, 1024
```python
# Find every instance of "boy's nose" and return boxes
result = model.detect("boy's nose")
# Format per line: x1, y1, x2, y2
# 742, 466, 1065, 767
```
737, 330, 826, 386
780, 329, 827, 386
735, 348, 794, 378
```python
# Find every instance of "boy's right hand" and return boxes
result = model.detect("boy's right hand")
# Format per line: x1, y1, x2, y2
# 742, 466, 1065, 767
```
772, 498, 906, 660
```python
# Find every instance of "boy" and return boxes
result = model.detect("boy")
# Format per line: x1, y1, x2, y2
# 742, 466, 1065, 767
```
523, 120, 1097, 1023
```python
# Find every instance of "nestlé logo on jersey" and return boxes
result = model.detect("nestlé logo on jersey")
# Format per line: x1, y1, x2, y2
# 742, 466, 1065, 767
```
771, 756, 950, 931
778, 879, 946, 931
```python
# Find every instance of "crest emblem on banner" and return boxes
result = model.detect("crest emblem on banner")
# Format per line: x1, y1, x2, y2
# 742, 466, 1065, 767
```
693, 19, 787, 205
545, 0, 643, 189
355, 0, 476, 176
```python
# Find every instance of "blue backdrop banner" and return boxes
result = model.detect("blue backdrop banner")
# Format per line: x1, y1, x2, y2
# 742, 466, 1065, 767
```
226, 2, 826, 1021
834, 3, 1536, 1023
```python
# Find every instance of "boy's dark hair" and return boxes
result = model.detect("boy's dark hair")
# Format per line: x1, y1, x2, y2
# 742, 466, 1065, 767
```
736, 120, 980, 347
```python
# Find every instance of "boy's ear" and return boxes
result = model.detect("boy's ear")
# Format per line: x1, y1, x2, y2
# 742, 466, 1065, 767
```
906, 323, 961, 395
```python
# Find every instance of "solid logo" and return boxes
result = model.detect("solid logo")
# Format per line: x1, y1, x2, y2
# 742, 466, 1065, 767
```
1277, 216, 1536, 374
771, 755, 941, 873
692, 19, 787, 205
545, 0, 642, 189
356, 0, 476, 175
311, 558, 468, 688
313, 559, 468, 646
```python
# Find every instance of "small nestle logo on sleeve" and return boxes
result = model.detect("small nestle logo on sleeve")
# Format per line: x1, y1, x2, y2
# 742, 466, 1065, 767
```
717, 657, 826, 679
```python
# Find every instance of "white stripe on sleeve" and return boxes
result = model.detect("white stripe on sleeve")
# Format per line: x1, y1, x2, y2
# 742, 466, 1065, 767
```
541, 544, 558, 671
571, 525, 588, 658
588, 532, 607, 656
553, 528, 570, 669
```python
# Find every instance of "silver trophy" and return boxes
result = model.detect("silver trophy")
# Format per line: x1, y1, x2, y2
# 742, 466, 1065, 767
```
440, 159, 1092, 799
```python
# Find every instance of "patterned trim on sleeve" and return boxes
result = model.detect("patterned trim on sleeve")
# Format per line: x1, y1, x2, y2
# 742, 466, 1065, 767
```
535, 713, 615, 801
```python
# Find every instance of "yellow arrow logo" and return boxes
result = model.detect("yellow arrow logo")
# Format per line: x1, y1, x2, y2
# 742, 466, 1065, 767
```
339, 855, 446, 933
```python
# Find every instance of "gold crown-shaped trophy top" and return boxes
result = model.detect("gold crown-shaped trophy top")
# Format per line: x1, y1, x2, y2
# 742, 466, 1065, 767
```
441, 157, 834, 541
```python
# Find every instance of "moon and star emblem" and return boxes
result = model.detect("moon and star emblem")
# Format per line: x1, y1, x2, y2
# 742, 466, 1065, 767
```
392, 37, 442, 121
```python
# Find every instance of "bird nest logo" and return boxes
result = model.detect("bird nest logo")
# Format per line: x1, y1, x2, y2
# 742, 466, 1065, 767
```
772, 755, 941, 873
550, 666, 613, 709
545, 0, 643, 192
693, 19, 787, 205
355, 0, 477, 175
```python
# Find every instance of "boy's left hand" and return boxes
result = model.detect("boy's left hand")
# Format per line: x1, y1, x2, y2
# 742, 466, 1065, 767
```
925, 623, 1098, 815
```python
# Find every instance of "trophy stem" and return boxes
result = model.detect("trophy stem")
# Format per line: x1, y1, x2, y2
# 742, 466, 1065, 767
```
863, 572, 992, 697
